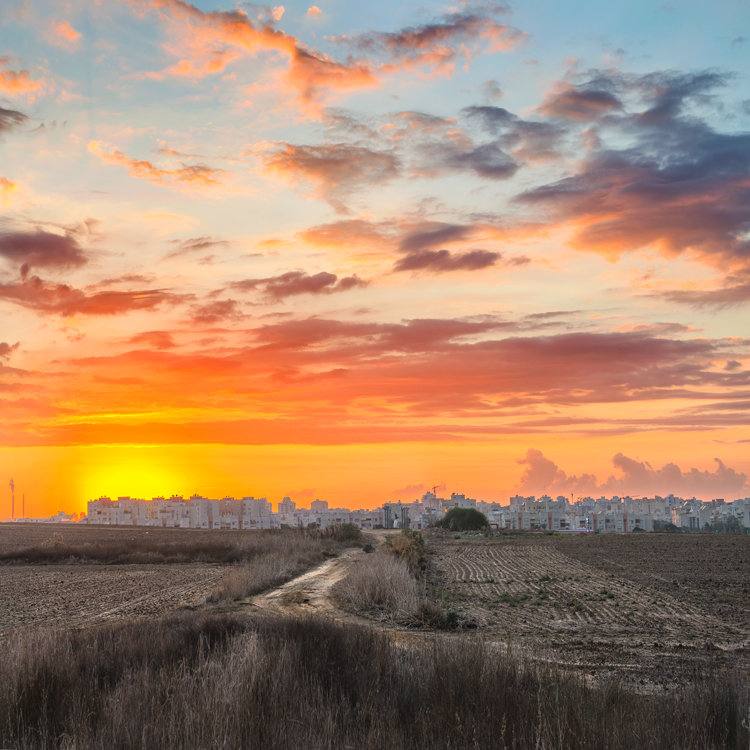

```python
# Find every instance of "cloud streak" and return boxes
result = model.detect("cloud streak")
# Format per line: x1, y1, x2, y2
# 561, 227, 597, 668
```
0, 276, 189, 317
230, 270, 367, 299
89, 141, 226, 189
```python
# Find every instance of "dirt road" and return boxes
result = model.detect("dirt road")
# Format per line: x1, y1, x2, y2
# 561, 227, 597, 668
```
250, 546, 364, 618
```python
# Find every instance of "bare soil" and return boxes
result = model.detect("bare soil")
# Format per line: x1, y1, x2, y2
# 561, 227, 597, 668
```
0, 563, 226, 637
3, 523, 747, 693
0, 522, 267, 554
426, 532, 750, 690
250, 546, 365, 617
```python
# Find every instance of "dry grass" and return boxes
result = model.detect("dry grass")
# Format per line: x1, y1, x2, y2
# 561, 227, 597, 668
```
0, 525, 361, 567
209, 525, 363, 601
334, 531, 450, 626
335, 550, 420, 618
0, 612, 746, 750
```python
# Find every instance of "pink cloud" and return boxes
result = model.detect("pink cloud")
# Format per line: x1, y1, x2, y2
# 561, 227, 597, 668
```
516, 448, 750, 499
89, 141, 226, 189
0, 275, 190, 317
47, 21, 82, 50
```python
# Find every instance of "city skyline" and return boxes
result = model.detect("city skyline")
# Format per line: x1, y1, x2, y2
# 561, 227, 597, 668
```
1, 0, 749, 517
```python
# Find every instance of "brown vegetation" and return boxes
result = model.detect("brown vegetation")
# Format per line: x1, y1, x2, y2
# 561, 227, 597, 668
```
334, 549, 421, 618
0, 524, 361, 566
425, 532, 750, 689
334, 530, 448, 626
0, 611, 746, 750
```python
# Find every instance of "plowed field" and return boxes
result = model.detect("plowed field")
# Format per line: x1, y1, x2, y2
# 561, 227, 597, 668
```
0, 564, 226, 637
427, 533, 750, 690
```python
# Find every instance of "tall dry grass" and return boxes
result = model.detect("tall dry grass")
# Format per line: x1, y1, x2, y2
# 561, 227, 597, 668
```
209, 524, 363, 601
335, 550, 420, 618
335, 529, 446, 625
0, 526, 361, 566
0, 612, 746, 750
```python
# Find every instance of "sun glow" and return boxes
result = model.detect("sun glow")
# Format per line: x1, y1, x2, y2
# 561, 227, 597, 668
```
77, 445, 187, 504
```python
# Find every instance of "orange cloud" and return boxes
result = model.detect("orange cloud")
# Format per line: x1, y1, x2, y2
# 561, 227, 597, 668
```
4, 320, 748, 454
126, 0, 519, 116
46, 21, 82, 50
0, 275, 191, 317
88, 141, 226, 189
0, 177, 18, 207
307, 6, 322, 17
287, 48, 379, 116
338, 9, 527, 77
0, 68, 43, 98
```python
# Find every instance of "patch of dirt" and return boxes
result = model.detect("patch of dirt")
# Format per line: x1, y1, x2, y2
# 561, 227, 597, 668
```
250, 545, 374, 620
0, 563, 227, 637
425, 534, 750, 690
0, 523, 280, 555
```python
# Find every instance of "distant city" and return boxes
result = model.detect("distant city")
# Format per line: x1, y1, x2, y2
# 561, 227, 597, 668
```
6, 490, 749, 533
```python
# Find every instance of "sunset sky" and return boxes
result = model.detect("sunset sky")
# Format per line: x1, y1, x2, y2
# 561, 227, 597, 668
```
1, 0, 750, 517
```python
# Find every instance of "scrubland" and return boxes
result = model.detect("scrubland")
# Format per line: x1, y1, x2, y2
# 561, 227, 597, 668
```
0, 611, 747, 750
0, 524, 747, 749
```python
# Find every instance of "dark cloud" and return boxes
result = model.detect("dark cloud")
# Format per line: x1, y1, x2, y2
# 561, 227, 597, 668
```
463, 105, 565, 162
338, 8, 526, 71
516, 115, 750, 272
262, 142, 400, 210
634, 70, 729, 124
230, 270, 367, 299
0, 230, 88, 276
539, 86, 623, 121
191, 298, 243, 324
394, 249, 499, 273
128, 331, 177, 349
399, 224, 473, 253
0, 107, 27, 134
0, 341, 19, 359
463, 105, 517, 132
445, 142, 518, 179
0, 276, 189, 316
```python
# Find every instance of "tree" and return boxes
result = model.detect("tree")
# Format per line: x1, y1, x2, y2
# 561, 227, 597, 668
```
436, 507, 488, 532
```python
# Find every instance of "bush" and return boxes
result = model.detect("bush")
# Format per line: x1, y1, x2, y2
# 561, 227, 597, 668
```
435, 507, 488, 532
386, 529, 427, 575
335, 550, 420, 619
0, 612, 745, 750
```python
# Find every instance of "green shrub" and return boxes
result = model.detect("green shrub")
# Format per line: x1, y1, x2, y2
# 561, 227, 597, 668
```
435, 507, 488, 532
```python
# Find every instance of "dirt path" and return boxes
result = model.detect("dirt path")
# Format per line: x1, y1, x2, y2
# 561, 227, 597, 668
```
246, 533, 750, 692
248, 532, 396, 627
249, 546, 363, 617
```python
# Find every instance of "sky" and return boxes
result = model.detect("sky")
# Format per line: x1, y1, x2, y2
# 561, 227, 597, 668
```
1, 0, 750, 517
